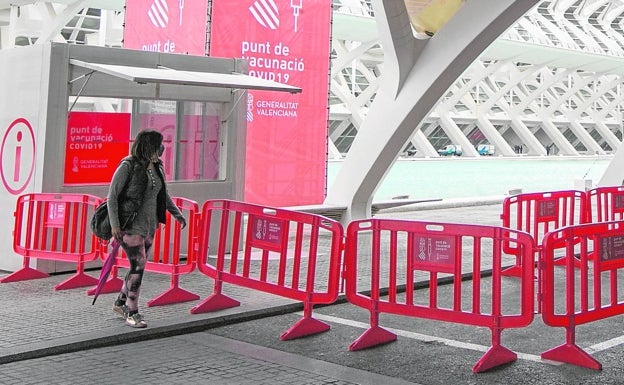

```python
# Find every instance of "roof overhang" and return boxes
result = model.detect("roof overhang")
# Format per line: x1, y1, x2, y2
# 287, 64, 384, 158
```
69, 59, 302, 94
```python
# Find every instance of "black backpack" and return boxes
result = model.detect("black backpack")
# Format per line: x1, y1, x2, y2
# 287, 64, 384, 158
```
90, 158, 135, 241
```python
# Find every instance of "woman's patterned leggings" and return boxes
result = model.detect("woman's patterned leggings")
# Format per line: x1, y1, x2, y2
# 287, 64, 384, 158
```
117, 234, 153, 313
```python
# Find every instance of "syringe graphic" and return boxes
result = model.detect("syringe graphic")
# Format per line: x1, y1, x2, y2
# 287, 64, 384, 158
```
179, 0, 184, 25
291, 0, 302, 32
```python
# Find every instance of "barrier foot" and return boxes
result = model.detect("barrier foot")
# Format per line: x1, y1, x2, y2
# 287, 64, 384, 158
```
553, 256, 581, 268
54, 272, 98, 291
473, 345, 517, 373
190, 293, 240, 314
86, 277, 123, 296
147, 287, 200, 307
541, 344, 602, 370
500, 264, 522, 278
0, 267, 49, 283
349, 326, 397, 351
280, 316, 330, 341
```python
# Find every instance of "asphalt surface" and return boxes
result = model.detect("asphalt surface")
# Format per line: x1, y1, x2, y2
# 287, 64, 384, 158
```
2, 197, 624, 384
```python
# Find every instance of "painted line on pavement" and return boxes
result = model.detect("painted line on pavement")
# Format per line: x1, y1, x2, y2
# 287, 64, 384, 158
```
307, 313, 562, 366
586, 335, 624, 354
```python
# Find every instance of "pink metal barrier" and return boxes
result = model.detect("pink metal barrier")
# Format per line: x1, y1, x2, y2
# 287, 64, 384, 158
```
87, 197, 201, 306
1, 193, 102, 290
191, 199, 344, 340
586, 186, 624, 223
540, 220, 624, 370
344, 218, 535, 373
500, 190, 586, 277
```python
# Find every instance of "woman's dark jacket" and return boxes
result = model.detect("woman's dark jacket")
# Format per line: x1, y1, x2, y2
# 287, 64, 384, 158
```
111, 156, 169, 228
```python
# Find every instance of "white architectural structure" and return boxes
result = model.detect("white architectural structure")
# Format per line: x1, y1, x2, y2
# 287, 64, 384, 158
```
327, 0, 624, 221
2, 0, 624, 220
330, 0, 624, 159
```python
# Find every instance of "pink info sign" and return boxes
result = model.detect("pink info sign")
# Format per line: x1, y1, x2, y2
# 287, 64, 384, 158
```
248, 214, 287, 253
412, 234, 456, 273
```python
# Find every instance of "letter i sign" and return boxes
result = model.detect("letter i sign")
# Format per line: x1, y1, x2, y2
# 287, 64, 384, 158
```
1, 118, 36, 195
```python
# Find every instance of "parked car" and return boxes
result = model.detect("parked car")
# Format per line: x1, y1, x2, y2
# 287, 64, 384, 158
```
477, 144, 495, 156
437, 144, 462, 156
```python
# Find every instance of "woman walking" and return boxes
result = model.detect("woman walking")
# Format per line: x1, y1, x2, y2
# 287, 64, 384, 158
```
106, 130, 186, 328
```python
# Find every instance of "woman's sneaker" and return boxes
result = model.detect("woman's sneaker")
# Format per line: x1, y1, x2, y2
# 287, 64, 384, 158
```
112, 300, 128, 318
125, 312, 147, 328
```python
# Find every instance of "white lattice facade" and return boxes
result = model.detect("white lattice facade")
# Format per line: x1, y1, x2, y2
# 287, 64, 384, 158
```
330, 0, 624, 158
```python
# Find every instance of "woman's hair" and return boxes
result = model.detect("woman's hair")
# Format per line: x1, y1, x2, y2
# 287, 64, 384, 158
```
131, 130, 163, 161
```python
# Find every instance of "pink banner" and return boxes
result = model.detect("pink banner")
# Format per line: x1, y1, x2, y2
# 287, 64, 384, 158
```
210, 0, 331, 206
64, 112, 131, 185
124, 0, 208, 55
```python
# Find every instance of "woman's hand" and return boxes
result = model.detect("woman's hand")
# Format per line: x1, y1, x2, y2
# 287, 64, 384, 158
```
111, 226, 123, 241
175, 215, 187, 229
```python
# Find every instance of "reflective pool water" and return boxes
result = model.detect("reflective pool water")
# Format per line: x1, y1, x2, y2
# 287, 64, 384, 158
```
327, 156, 612, 201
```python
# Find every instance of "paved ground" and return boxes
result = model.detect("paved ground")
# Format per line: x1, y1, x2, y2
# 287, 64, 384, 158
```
2, 197, 623, 384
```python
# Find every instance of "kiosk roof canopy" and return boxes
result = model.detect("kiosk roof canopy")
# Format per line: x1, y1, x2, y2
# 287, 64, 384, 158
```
70, 59, 302, 94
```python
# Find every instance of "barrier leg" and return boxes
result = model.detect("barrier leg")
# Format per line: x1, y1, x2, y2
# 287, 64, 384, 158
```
86, 277, 124, 295
553, 255, 581, 268
190, 293, 240, 313
55, 271, 98, 290
474, 344, 517, 373
349, 306, 397, 351
280, 316, 330, 340
54, 262, 98, 290
501, 252, 525, 278
473, 327, 516, 373
147, 273, 200, 307
502, 254, 537, 278
281, 302, 330, 340
501, 264, 522, 278
190, 278, 239, 314
349, 326, 397, 351
86, 266, 123, 296
541, 327, 602, 370
0, 258, 49, 283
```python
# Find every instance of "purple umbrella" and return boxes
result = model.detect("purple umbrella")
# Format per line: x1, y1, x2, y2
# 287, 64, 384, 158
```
91, 239, 120, 305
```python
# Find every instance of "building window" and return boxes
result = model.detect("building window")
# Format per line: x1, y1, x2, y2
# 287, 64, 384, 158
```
134, 100, 224, 182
